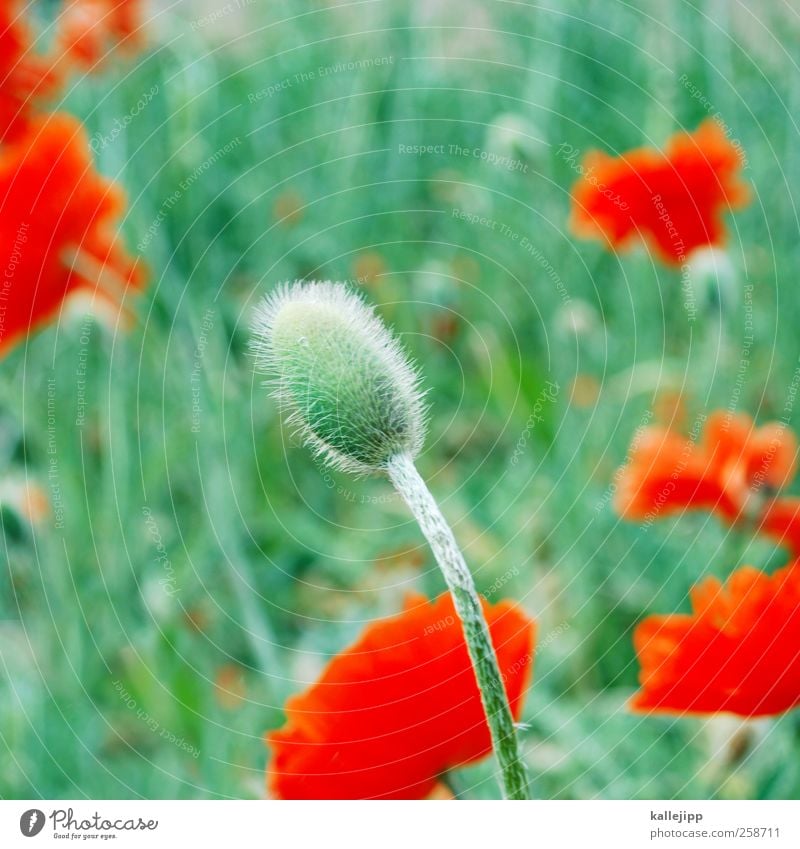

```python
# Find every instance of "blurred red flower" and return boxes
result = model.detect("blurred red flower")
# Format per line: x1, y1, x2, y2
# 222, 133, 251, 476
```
0, 2, 64, 142
569, 120, 749, 265
756, 497, 800, 559
614, 411, 797, 524
266, 592, 535, 799
0, 112, 146, 354
58, 0, 147, 69
632, 565, 800, 717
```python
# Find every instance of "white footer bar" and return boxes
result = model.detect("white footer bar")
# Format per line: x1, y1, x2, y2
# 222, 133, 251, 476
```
2, 800, 797, 848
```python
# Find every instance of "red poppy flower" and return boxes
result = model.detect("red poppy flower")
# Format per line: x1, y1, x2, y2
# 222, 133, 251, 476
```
756, 497, 800, 559
614, 411, 797, 524
632, 564, 800, 717
0, 2, 64, 143
570, 120, 749, 265
0, 112, 146, 355
266, 592, 536, 800
58, 0, 146, 70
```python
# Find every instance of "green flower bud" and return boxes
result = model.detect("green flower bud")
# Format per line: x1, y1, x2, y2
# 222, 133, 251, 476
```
686, 246, 737, 313
251, 281, 426, 474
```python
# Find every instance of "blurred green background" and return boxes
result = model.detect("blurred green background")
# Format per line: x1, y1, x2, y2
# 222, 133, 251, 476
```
2, 0, 800, 799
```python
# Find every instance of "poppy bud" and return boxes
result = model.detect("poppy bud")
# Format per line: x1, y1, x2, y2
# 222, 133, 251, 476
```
686, 246, 737, 313
251, 281, 426, 474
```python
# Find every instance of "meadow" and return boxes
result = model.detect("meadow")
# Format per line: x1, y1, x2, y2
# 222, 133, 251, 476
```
2, 0, 800, 800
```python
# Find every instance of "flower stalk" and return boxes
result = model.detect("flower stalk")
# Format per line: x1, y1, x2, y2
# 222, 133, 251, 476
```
387, 452, 529, 799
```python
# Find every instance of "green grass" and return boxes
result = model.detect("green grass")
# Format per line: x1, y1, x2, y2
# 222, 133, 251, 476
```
2, 0, 800, 799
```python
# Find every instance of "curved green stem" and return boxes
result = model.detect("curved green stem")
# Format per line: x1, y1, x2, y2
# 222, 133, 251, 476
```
386, 453, 530, 800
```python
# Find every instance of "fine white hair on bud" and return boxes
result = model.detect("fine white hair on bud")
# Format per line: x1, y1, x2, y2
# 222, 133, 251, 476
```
251, 281, 427, 475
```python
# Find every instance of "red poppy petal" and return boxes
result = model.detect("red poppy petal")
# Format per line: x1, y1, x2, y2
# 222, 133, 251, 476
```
266, 593, 536, 799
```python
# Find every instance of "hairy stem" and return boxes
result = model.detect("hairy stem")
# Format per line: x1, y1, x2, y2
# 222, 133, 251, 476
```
386, 452, 529, 800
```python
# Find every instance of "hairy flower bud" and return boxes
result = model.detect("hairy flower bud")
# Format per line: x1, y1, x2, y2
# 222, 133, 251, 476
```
686, 246, 737, 312
251, 281, 426, 474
